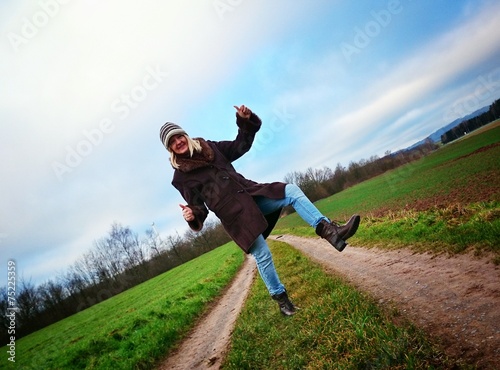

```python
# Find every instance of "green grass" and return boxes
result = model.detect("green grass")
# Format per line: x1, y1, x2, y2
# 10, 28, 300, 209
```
273, 125, 500, 260
356, 202, 500, 257
1, 242, 244, 370
223, 240, 453, 369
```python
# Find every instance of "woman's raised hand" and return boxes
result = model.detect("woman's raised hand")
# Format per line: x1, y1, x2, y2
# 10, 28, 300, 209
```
233, 105, 252, 119
179, 204, 194, 222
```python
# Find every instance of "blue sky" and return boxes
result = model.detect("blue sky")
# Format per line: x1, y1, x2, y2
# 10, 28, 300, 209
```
1, 0, 500, 287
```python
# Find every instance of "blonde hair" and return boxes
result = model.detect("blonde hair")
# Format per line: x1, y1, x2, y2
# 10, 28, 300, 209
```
168, 135, 202, 169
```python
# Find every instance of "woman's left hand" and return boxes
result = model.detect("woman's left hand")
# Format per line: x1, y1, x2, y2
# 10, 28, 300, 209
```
179, 204, 195, 222
234, 105, 252, 119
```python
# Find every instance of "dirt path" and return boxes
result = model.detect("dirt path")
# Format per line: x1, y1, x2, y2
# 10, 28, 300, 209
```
275, 235, 500, 369
158, 236, 500, 369
157, 256, 256, 370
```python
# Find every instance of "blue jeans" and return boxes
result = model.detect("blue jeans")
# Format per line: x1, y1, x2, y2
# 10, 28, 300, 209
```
249, 184, 328, 295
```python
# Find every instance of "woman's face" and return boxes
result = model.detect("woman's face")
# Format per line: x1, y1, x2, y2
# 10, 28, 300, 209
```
169, 134, 189, 155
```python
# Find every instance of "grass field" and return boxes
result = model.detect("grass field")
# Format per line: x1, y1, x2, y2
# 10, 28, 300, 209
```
1, 243, 244, 369
2, 123, 498, 369
273, 123, 500, 261
223, 240, 452, 369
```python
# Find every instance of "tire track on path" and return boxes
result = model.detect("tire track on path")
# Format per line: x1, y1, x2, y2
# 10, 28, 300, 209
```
157, 256, 256, 370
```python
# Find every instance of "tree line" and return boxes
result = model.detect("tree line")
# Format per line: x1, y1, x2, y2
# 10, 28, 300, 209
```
0, 221, 230, 344
0, 129, 458, 345
283, 139, 439, 206
441, 98, 500, 144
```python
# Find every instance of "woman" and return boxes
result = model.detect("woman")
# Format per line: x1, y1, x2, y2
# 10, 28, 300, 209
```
160, 105, 360, 316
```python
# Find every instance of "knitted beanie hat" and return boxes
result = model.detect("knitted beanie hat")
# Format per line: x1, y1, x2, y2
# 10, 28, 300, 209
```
159, 122, 187, 149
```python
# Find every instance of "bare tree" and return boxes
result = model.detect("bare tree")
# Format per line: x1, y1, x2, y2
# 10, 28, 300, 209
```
37, 280, 66, 312
16, 278, 41, 329
144, 227, 163, 257
165, 232, 185, 263
284, 166, 333, 202
0, 287, 8, 331
107, 223, 146, 270
94, 238, 123, 280
62, 265, 87, 296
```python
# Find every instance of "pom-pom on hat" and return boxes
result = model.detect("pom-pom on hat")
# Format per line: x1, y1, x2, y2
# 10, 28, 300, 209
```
159, 122, 187, 149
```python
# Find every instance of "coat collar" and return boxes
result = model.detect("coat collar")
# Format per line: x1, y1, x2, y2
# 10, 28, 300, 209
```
174, 138, 215, 172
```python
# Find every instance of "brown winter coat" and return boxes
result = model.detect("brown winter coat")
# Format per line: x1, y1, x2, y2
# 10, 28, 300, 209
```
171, 113, 286, 253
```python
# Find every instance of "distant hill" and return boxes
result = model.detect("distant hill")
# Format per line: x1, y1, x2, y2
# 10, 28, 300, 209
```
407, 105, 490, 150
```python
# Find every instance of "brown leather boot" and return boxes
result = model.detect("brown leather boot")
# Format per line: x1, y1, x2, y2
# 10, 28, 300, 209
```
315, 215, 360, 252
337, 214, 361, 240
272, 291, 297, 316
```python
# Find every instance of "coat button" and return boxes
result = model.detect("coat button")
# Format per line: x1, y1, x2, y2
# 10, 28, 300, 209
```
222, 176, 229, 180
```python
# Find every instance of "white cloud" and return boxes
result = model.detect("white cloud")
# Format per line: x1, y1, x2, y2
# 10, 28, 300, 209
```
310, 1, 500, 166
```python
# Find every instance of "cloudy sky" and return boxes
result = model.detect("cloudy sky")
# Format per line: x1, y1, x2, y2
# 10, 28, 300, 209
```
1, 0, 500, 287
